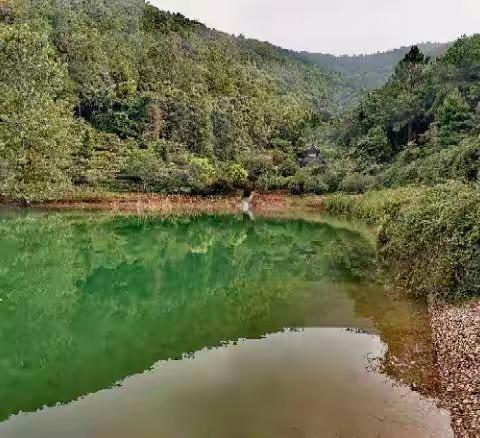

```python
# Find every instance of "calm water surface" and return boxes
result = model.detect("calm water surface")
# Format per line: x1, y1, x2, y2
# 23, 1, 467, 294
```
0, 211, 452, 437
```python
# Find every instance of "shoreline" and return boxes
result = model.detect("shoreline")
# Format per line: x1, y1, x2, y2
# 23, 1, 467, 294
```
2, 192, 479, 435
430, 298, 480, 437
0, 192, 324, 217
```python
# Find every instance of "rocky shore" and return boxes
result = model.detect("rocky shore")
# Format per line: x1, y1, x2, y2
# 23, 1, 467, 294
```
430, 298, 480, 437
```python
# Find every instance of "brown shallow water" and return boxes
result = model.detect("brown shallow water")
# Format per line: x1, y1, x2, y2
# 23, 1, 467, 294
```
0, 211, 453, 437
1, 328, 453, 438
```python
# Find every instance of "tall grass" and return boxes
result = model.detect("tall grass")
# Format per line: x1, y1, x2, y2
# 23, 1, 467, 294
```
323, 182, 480, 299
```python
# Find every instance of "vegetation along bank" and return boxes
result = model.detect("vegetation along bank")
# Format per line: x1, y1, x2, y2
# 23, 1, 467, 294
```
1, 0, 480, 433
1, 1, 479, 291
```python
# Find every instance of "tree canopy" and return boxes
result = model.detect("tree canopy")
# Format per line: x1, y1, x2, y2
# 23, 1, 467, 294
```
1, 0, 479, 200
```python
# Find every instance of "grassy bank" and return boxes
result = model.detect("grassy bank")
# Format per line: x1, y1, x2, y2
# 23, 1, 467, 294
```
0, 189, 322, 218
322, 182, 480, 300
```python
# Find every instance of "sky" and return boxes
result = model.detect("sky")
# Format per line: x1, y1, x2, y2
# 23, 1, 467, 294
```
152, 0, 480, 55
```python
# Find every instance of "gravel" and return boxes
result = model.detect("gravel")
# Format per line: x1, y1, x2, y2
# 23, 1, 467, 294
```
430, 298, 480, 437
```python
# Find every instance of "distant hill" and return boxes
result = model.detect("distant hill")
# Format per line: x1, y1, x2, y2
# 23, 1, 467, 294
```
300, 42, 452, 90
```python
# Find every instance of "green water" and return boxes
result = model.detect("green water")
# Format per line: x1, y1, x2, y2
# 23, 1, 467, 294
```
0, 211, 452, 437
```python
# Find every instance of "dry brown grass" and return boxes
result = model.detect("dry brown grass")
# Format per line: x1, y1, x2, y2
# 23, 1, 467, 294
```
34, 191, 320, 217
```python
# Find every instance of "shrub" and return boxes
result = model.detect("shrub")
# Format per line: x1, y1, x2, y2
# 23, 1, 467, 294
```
122, 146, 167, 192
434, 89, 474, 146
278, 159, 298, 177
339, 173, 377, 194
382, 136, 480, 187
322, 186, 419, 224
323, 183, 480, 299
381, 183, 480, 299
211, 162, 249, 194
225, 162, 248, 186
257, 174, 289, 192
186, 157, 218, 193
303, 175, 329, 194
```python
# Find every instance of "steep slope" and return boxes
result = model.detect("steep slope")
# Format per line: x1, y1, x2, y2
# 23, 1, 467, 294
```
0, 0, 353, 201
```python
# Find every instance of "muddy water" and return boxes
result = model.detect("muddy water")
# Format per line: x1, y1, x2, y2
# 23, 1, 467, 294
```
0, 212, 453, 437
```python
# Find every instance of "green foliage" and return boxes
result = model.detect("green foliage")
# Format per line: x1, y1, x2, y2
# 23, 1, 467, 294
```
301, 42, 450, 92
71, 127, 127, 187
441, 34, 480, 70
353, 126, 392, 165
241, 153, 275, 182
224, 162, 248, 187
382, 137, 480, 187
322, 186, 425, 224
434, 89, 473, 146
303, 174, 329, 194
0, 0, 340, 201
323, 183, 480, 299
379, 183, 480, 299
122, 146, 167, 192
331, 37, 480, 191
339, 173, 377, 194
0, 23, 78, 201
278, 159, 298, 177
186, 157, 218, 193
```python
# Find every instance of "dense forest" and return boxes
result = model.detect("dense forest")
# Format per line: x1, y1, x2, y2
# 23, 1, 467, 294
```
0, 0, 360, 201
1, 3, 479, 434
301, 42, 451, 90
0, 0, 479, 210
320, 38, 480, 300
330, 39, 480, 191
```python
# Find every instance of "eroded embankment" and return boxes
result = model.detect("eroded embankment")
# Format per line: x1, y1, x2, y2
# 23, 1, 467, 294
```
430, 299, 480, 437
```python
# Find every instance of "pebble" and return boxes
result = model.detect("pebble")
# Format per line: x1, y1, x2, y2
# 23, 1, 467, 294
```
430, 297, 480, 437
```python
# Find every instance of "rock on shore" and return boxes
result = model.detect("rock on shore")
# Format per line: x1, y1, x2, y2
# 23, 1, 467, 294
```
430, 298, 480, 437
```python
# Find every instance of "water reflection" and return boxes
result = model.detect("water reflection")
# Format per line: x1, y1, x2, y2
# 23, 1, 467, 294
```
0, 212, 451, 436
0, 329, 452, 438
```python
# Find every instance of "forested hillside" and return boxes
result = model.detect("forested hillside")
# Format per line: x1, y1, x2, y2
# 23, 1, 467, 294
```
1, 0, 479, 203
327, 38, 480, 191
0, 0, 358, 201
321, 37, 480, 300
301, 42, 451, 90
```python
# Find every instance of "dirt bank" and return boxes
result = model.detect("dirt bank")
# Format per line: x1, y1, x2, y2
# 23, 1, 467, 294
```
430, 298, 480, 437
0, 192, 326, 221
16, 192, 317, 214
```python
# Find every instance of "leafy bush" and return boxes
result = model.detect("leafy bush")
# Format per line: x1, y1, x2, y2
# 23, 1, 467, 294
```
303, 175, 329, 194
322, 186, 419, 224
434, 89, 474, 146
211, 162, 249, 193
278, 159, 298, 177
186, 157, 218, 194
381, 183, 480, 299
339, 173, 377, 194
241, 154, 275, 182
122, 146, 167, 192
323, 183, 480, 299
382, 136, 480, 187
256, 174, 290, 192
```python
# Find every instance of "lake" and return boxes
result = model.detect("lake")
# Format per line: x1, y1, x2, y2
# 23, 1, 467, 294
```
0, 211, 453, 437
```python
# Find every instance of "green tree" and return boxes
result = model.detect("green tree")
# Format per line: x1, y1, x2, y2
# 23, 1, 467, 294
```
435, 89, 473, 146
354, 126, 392, 165
122, 146, 167, 192
0, 24, 77, 201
